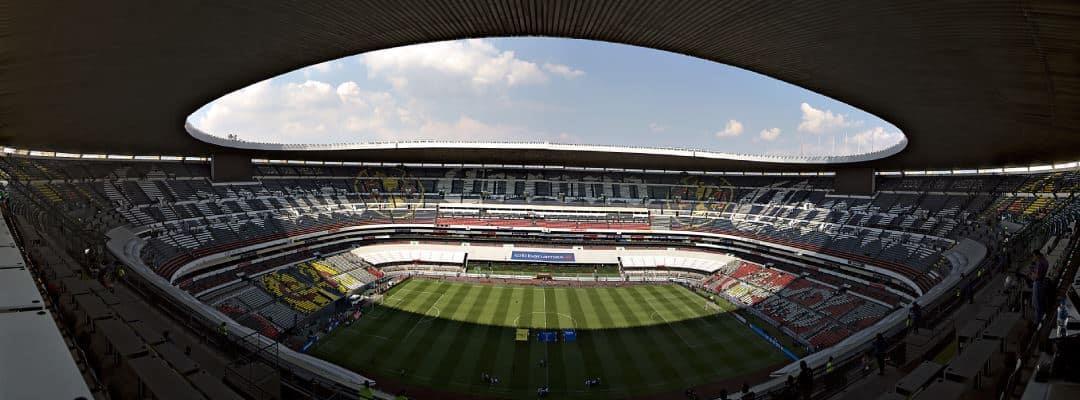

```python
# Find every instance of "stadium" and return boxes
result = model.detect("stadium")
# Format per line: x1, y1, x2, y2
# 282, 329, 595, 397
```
2, 2, 1080, 400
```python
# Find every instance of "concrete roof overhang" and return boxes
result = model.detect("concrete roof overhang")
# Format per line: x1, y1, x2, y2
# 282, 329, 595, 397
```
3, 1, 1078, 171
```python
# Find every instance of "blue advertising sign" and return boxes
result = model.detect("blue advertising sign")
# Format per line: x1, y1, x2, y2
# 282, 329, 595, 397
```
747, 323, 800, 361
562, 329, 577, 343
537, 331, 558, 343
510, 251, 576, 263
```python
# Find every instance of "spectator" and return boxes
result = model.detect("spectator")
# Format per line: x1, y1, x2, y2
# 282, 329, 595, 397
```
910, 302, 922, 333
1031, 249, 1049, 320
873, 333, 887, 376
825, 355, 836, 390
797, 360, 814, 400
782, 375, 797, 400
964, 279, 975, 304
740, 382, 754, 400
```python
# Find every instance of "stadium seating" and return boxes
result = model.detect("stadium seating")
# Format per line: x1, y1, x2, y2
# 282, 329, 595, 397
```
5, 155, 1072, 354
700, 261, 891, 350
260, 271, 333, 314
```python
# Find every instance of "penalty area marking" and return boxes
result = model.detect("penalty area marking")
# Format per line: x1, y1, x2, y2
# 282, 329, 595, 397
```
375, 285, 450, 318
402, 286, 449, 340
644, 305, 700, 348
358, 334, 392, 341
511, 311, 579, 328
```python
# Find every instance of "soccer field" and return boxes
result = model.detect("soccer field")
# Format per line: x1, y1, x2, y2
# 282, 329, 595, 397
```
310, 278, 787, 399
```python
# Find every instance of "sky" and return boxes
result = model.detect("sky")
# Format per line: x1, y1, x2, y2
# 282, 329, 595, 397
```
188, 37, 904, 156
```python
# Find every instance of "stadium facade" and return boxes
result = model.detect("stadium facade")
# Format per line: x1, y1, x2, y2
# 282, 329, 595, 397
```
3, 1, 1080, 399
1, 154, 1078, 398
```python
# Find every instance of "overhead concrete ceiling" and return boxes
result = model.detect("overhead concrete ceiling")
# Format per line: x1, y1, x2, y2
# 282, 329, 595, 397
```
2, 0, 1078, 171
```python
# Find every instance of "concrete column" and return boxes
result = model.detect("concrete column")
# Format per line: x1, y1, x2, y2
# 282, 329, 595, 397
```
210, 153, 253, 183
834, 167, 875, 196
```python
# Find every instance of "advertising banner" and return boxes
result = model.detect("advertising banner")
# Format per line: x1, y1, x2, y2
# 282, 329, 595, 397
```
510, 251, 576, 263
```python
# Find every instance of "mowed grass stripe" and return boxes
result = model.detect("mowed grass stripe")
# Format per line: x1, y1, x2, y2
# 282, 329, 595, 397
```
543, 288, 559, 329
571, 290, 625, 389
509, 287, 539, 389
518, 286, 536, 328
373, 281, 453, 369
450, 284, 513, 387
530, 287, 547, 329
541, 287, 569, 392
636, 285, 728, 382
558, 290, 599, 394
581, 287, 650, 393
575, 287, 605, 328
484, 335, 517, 395
644, 285, 718, 349
345, 279, 443, 370
391, 282, 469, 378
448, 280, 485, 322
341, 305, 417, 374
666, 286, 787, 375
608, 285, 695, 388
386, 279, 439, 314
440, 287, 497, 385
593, 287, 633, 328
311, 279, 788, 399
422, 283, 487, 381
474, 285, 507, 326
561, 287, 604, 384
503, 286, 528, 327
661, 286, 758, 377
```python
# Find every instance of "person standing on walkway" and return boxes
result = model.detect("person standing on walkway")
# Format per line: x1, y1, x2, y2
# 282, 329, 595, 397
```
824, 356, 836, 390
909, 302, 922, 334
1031, 249, 1049, 321
797, 360, 814, 400
873, 333, 887, 376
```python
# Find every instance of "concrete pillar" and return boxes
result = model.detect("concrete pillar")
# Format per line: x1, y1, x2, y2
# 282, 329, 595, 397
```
210, 153, 253, 182
834, 167, 875, 196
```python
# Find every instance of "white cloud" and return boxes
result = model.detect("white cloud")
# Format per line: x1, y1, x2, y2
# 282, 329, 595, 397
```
759, 127, 781, 141
715, 119, 744, 138
763, 126, 904, 156
193, 77, 572, 145
190, 38, 898, 154
411, 115, 516, 141
313, 60, 341, 73
411, 116, 579, 143
303, 60, 343, 78
543, 63, 585, 79
196, 79, 400, 143
284, 80, 335, 107
362, 39, 584, 91
849, 126, 904, 151
556, 132, 579, 143
194, 39, 590, 146
798, 102, 852, 134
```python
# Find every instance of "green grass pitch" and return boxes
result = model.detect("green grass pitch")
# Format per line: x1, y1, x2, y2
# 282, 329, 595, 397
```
310, 278, 787, 399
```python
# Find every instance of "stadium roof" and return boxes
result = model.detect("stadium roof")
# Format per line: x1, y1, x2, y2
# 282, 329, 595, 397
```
3, 1, 1078, 171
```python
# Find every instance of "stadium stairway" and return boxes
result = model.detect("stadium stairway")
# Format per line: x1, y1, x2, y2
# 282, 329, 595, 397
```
13, 213, 265, 400
829, 267, 1026, 400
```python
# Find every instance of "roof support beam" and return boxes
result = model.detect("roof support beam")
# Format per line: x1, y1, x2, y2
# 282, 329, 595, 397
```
834, 167, 876, 196
210, 153, 253, 183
